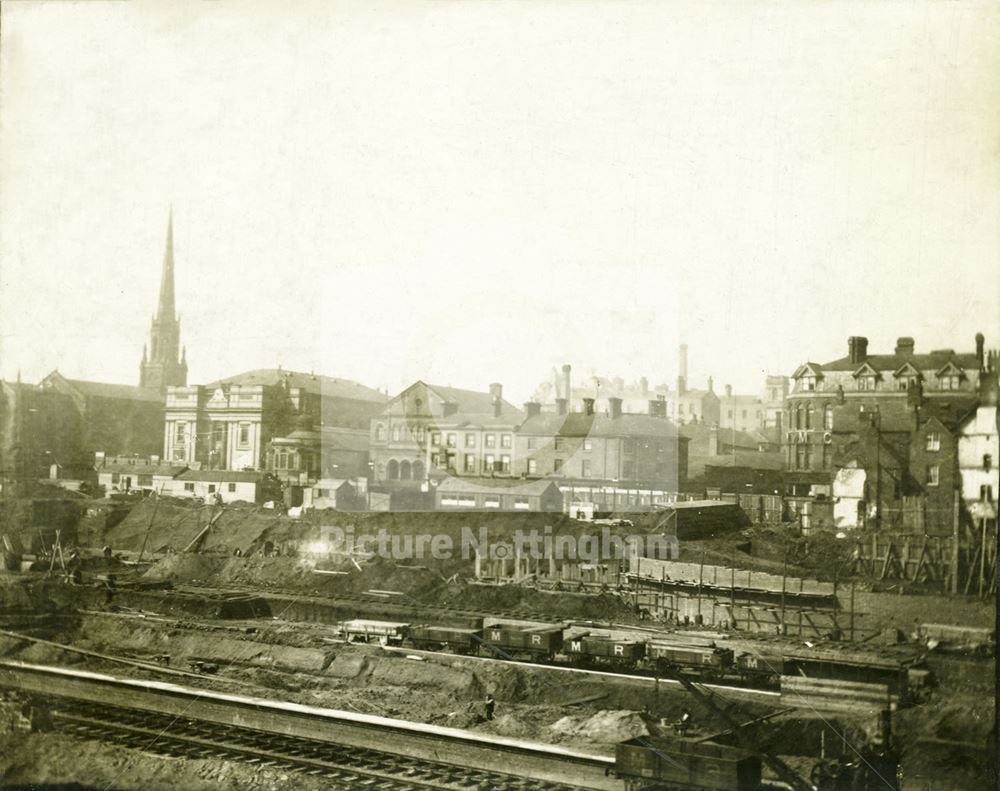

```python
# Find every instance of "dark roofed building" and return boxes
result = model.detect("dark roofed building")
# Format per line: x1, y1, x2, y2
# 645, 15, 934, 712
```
435, 476, 564, 512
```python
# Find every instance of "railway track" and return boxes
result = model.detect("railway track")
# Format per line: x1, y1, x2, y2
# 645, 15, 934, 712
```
1, 661, 619, 791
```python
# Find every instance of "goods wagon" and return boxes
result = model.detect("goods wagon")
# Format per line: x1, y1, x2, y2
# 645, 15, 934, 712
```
735, 652, 785, 685
408, 624, 483, 653
563, 636, 646, 668
482, 624, 563, 659
615, 736, 762, 791
647, 642, 735, 678
340, 619, 409, 645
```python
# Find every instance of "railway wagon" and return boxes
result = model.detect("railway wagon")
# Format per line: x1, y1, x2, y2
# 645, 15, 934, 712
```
734, 652, 784, 685
615, 736, 762, 791
340, 619, 409, 646
647, 642, 735, 677
483, 624, 564, 659
563, 636, 647, 668
408, 624, 483, 653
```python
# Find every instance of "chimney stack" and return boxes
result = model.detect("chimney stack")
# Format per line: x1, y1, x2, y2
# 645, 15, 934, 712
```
608, 397, 623, 419
707, 376, 714, 393
648, 398, 666, 418
678, 344, 688, 395
489, 382, 503, 418
640, 376, 649, 396
708, 425, 719, 456
848, 336, 869, 364
725, 384, 733, 398
524, 401, 541, 418
556, 397, 568, 416
583, 397, 595, 416
976, 332, 985, 368
561, 364, 572, 400
894, 337, 915, 356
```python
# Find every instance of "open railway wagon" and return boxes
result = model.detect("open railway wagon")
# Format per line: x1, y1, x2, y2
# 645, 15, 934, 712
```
647, 642, 735, 681
481, 623, 564, 660
615, 736, 762, 791
407, 624, 482, 654
339, 619, 409, 646
563, 635, 648, 669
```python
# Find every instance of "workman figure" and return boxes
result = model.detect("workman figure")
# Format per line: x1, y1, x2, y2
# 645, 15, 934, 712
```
676, 709, 692, 736
484, 694, 495, 721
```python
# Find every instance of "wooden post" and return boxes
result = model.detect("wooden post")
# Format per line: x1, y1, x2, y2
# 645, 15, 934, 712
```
979, 514, 988, 598
779, 550, 787, 635
697, 550, 705, 622
951, 490, 961, 595
849, 581, 856, 642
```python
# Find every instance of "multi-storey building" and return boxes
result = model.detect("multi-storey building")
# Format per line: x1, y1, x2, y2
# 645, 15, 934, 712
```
165, 369, 384, 470
718, 384, 765, 433
957, 366, 999, 516
369, 381, 522, 502
786, 334, 994, 531
762, 375, 789, 431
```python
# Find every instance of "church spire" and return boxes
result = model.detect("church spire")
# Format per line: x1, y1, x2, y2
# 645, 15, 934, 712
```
140, 210, 187, 392
157, 208, 176, 321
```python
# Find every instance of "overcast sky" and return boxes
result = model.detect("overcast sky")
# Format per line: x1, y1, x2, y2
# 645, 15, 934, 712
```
1, 0, 997, 402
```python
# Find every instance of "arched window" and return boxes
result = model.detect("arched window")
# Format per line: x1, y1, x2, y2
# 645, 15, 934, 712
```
412, 460, 425, 481
374, 423, 385, 441
400, 460, 412, 480
386, 460, 399, 480
796, 405, 804, 430
392, 425, 401, 442
824, 404, 833, 431
806, 404, 814, 430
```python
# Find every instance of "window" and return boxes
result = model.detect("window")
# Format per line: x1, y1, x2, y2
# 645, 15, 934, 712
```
111, 473, 120, 484
581, 460, 592, 478
464, 454, 476, 473
484, 497, 501, 509
501, 434, 512, 449
513, 496, 530, 510
415, 427, 425, 443
984, 454, 993, 472
623, 439, 636, 455
824, 404, 833, 431
375, 424, 385, 441
925, 432, 941, 452
485, 434, 496, 448
796, 405, 803, 430
392, 425, 401, 441
554, 437, 565, 451
622, 460, 635, 478
857, 376, 876, 391
897, 376, 917, 391
431, 432, 441, 446
184, 482, 195, 492
981, 485, 994, 502
677, 404, 684, 414
485, 454, 495, 472
553, 459, 563, 473
208, 484, 216, 494
238, 423, 250, 446
228, 483, 237, 493
800, 376, 817, 391
926, 464, 940, 487
446, 433, 457, 448
175, 422, 187, 444
465, 433, 476, 448
527, 459, 538, 475
940, 375, 960, 390
527, 437, 538, 450
500, 455, 511, 473
583, 439, 593, 451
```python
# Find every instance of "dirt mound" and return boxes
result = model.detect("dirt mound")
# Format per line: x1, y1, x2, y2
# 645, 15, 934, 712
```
142, 553, 226, 583
549, 709, 649, 743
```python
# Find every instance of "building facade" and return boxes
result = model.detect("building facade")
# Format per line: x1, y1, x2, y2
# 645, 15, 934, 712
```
165, 369, 384, 471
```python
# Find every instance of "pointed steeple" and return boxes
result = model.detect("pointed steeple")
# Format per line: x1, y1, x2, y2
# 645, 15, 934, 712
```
140, 209, 187, 392
157, 208, 176, 321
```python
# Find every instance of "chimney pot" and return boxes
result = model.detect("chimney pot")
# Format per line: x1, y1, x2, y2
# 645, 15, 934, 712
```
561, 364, 572, 400
556, 397, 568, 416
608, 397, 623, 419
725, 383, 732, 398
524, 401, 541, 418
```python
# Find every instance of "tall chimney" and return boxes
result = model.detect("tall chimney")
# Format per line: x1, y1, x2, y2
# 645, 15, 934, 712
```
678, 344, 688, 395
556, 397, 568, 416
561, 364, 572, 400
725, 384, 733, 398
894, 337, 915, 356
489, 383, 503, 418
848, 336, 869, 364
608, 397, 623, 419
582, 397, 595, 416
524, 401, 541, 418
976, 332, 985, 368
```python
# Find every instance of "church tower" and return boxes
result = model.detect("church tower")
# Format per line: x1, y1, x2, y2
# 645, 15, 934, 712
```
140, 211, 188, 391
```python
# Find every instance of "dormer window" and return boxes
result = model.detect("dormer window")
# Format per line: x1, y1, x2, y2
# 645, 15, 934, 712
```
800, 376, 817, 392
857, 376, 876, 391
939, 375, 960, 390
897, 376, 917, 391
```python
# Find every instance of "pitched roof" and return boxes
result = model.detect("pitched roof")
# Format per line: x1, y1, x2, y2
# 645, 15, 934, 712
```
98, 462, 187, 476
516, 412, 683, 438
66, 378, 163, 403
208, 369, 385, 402
320, 426, 371, 452
679, 423, 760, 448
424, 383, 522, 417
436, 476, 560, 496
820, 351, 981, 373
434, 411, 522, 428
176, 469, 264, 483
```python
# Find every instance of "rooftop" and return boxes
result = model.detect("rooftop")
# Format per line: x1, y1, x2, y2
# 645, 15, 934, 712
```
516, 411, 683, 438
208, 369, 385, 402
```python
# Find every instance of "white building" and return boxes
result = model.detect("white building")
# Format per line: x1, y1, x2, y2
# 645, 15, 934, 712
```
958, 403, 998, 513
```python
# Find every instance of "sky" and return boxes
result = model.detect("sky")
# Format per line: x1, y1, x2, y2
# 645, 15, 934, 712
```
1, 0, 998, 403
